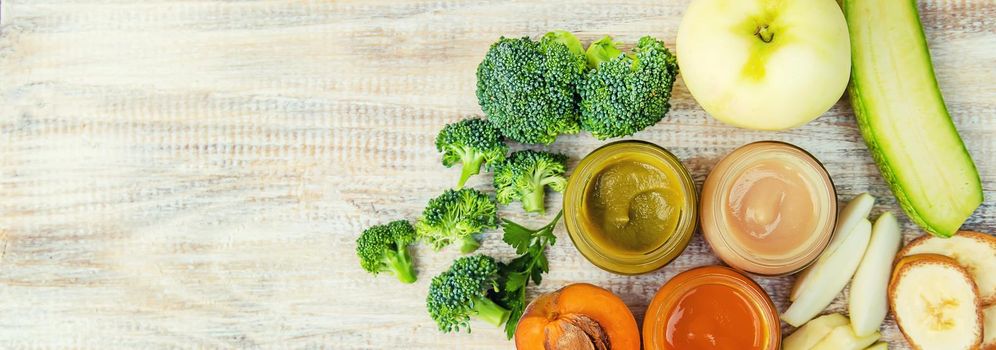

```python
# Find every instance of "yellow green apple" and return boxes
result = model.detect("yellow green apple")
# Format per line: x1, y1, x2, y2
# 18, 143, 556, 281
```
676, 0, 850, 130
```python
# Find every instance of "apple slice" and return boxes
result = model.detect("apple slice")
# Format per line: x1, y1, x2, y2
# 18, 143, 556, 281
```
890, 254, 983, 350
782, 219, 872, 327
810, 324, 880, 350
849, 212, 902, 337
783, 313, 849, 350
789, 265, 814, 302
898, 230, 996, 305
984, 304, 995, 350
792, 193, 875, 301
864, 342, 888, 350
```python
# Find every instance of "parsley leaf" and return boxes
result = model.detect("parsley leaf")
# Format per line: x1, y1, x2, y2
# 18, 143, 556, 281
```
497, 210, 562, 339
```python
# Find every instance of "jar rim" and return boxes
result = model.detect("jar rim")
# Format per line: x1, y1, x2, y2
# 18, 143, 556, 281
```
563, 140, 698, 275
700, 140, 838, 276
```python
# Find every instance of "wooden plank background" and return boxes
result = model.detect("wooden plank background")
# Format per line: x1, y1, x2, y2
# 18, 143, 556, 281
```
0, 0, 992, 348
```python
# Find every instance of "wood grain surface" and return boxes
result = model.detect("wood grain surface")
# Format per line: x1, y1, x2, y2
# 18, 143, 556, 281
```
0, 0, 993, 348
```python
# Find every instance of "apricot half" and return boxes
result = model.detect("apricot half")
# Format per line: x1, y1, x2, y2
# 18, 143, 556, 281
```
515, 283, 639, 350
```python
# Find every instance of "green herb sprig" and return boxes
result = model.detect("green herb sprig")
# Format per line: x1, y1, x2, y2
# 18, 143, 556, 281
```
497, 210, 562, 338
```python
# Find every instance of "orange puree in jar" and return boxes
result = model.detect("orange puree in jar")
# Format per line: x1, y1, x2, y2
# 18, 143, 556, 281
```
665, 284, 763, 349
643, 266, 780, 350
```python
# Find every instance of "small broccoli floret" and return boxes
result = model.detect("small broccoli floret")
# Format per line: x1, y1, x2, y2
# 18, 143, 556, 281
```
476, 31, 586, 145
416, 188, 499, 253
579, 36, 679, 139
435, 118, 508, 188
427, 255, 511, 333
493, 150, 568, 214
355, 220, 418, 284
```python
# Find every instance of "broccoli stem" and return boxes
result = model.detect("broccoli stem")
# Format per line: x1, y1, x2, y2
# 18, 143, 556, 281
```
545, 30, 585, 60
521, 185, 546, 214
459, 235, 481, 254
384, 247, 417, 284
586, 36, 624, 69
458, 155, 485, 188
586, 36, 640, 70
472, 296, 511, 327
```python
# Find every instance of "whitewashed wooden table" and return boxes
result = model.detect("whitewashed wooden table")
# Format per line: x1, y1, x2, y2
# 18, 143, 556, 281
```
0, 0, 992, 349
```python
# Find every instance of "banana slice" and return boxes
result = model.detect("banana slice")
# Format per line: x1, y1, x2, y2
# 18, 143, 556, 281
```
889, 254, 983, 350
984, 304, 995, 350
899, 230, 996, 305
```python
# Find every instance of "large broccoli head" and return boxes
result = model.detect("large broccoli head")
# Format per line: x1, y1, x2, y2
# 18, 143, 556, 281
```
476, 31, 586, 145
579, 36, 679, 139
494, 150, 568, 214
427, 255, 511, 333
355, 220, 418, 284
435, 118, 508, 188
416, 188, 499, 254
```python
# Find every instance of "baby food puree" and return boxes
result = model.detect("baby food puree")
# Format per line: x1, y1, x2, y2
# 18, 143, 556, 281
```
701, 141, 837, 276
564, 141, 697, 275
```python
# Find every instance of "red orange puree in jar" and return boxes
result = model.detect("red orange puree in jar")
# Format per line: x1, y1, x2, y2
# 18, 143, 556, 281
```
664, 283, 763, 349
643, 266, 780, 350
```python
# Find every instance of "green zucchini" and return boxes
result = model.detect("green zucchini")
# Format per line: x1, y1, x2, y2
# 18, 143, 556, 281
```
844, 0, 982, 237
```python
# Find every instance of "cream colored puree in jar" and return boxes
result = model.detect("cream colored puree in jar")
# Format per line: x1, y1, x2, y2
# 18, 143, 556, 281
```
701, 141, 836, 276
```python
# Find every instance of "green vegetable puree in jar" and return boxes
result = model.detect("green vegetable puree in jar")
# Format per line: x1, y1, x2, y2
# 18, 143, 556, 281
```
580, 155, 684, 254
564, 141, 696, 275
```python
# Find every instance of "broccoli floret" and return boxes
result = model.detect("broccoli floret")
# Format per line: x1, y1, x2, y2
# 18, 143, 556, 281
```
578, 36, 679, 139
416, 188, 499, 253
355, 220, 418, 284
476, 31, 586, 145
435, 118, 508, 188
427, 255, 511, 333
494, 150, 568, 214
